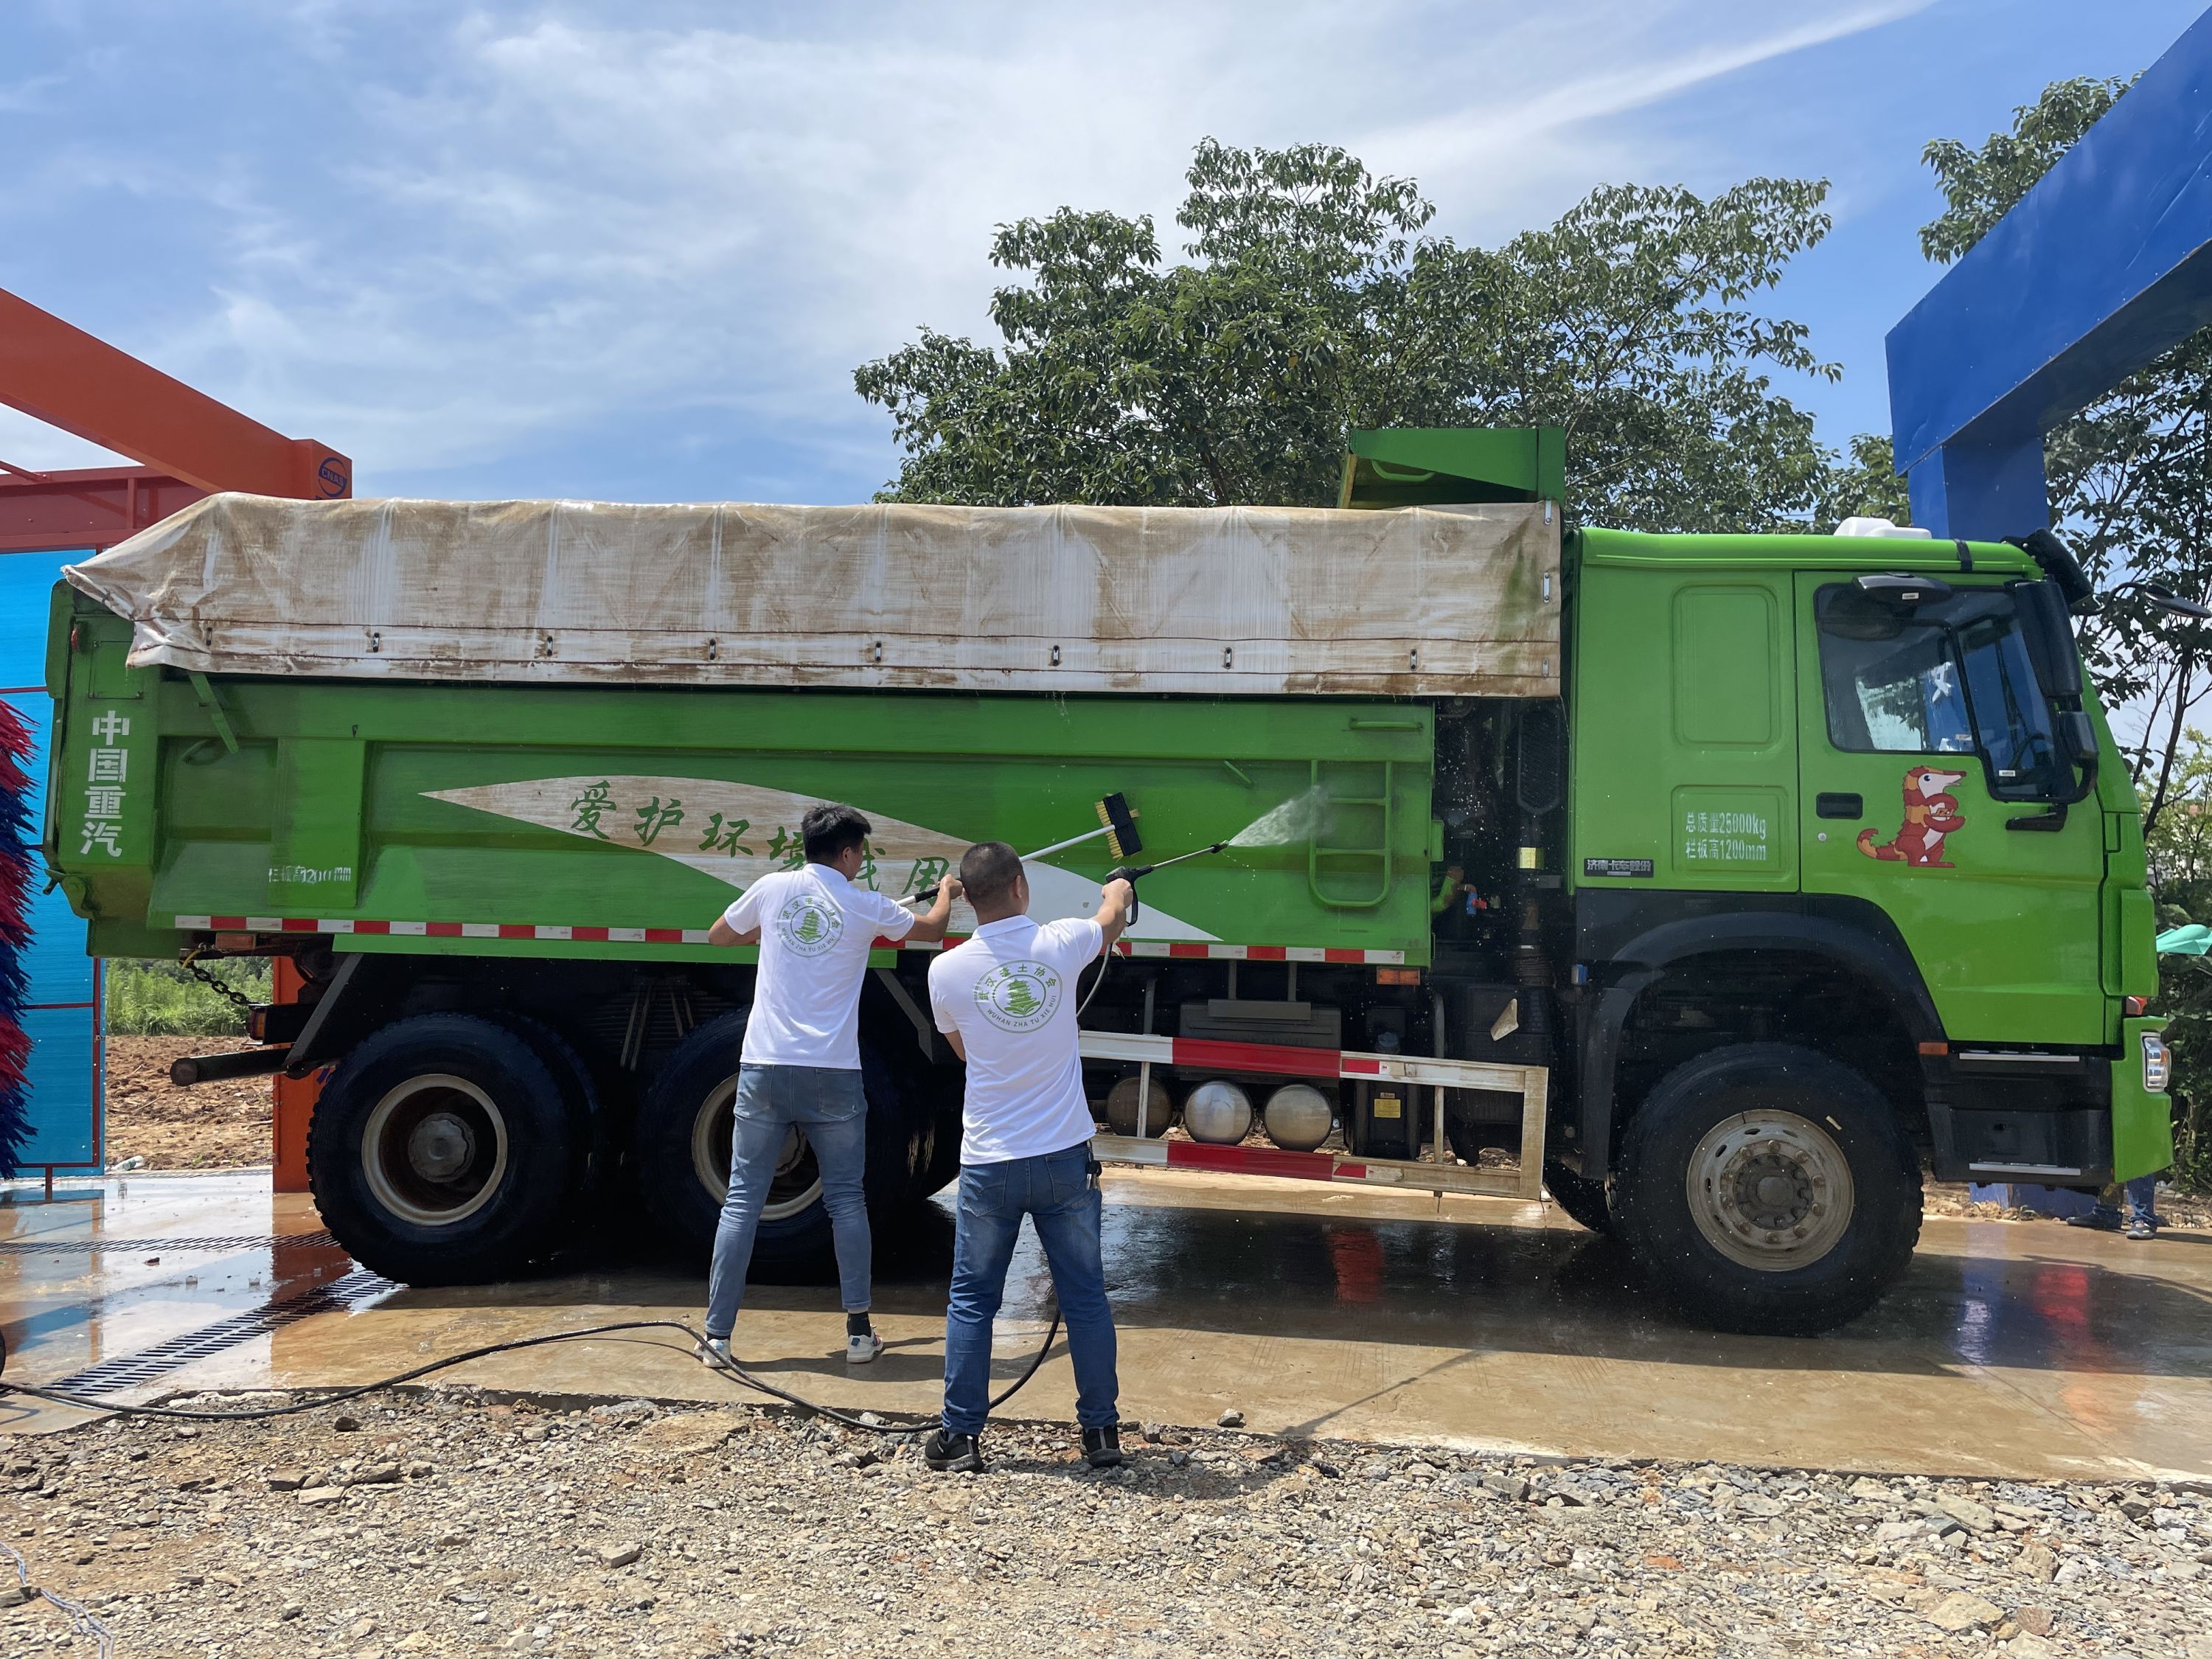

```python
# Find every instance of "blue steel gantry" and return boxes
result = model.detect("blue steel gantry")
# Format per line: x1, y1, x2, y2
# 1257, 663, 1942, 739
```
1887, 10, 2212, 540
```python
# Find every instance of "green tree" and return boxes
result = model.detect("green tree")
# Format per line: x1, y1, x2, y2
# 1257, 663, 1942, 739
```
858, 140, 1845, 532
1918, 77, 2138, 262
1813, 432, 1913, 532
2143, 731, 2212, 895
1919, 74, 2212, 838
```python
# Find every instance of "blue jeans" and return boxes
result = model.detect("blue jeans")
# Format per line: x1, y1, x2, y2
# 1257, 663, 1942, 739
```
704, 1065, 870, 1339
2093, 1173, 2160, 1228
941, 1140, 1118, 1437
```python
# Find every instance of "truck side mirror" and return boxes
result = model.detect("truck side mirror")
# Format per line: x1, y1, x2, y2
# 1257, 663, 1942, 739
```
2011, 580, 2084, 703
2132, 582, 2212, 620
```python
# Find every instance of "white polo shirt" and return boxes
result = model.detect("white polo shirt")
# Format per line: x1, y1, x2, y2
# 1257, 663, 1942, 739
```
723, 865, 916, 1068
928, 914, 1105, 1165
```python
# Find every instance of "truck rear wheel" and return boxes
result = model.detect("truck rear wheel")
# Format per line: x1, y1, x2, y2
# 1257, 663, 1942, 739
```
308, 1014, 591, 1285
1611, 1043, 1920, 1335
633, 1010, 960, 1272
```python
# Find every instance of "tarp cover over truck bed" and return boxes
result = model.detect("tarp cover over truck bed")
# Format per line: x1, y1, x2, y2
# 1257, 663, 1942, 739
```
63, 493, 1560, 698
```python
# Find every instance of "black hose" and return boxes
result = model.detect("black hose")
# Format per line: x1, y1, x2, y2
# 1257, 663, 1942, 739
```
0, 1313, 1062, 1436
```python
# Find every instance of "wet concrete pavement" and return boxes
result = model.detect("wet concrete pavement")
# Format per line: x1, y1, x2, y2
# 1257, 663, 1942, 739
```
4, 1168, 2209, 1482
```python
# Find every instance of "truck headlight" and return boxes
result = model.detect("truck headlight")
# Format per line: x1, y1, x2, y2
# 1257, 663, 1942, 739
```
2141, 1032, 2171, 1094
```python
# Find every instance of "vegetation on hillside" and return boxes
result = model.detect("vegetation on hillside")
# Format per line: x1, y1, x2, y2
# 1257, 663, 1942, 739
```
105, 957, 271, 1038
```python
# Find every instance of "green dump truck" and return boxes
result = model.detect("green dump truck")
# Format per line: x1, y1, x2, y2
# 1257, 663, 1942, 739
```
44, 428, 2173, 1335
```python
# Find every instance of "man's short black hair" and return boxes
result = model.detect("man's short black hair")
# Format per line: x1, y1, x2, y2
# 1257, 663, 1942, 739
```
959, 841, 1024, 911
801, 803, 872, 864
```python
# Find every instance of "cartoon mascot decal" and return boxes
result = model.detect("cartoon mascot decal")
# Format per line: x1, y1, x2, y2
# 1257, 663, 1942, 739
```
1857, 765, 1967, 868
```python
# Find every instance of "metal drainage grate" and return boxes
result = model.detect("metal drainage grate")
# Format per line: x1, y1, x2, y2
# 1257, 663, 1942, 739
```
0, 1232, 341, 1255
49, 1268, 396, 1396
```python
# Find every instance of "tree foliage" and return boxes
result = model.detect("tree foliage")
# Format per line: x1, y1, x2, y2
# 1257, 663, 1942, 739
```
1814, 433, 1913, 532
1918, 77, 2137, 262
858, 140, 1845, 531
1919, 74, 2212, 839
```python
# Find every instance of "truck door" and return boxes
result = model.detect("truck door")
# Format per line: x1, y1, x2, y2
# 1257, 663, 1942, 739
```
1794, 574, 2105, 1045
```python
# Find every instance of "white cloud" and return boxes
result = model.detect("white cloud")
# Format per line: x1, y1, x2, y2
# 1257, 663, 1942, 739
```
0, 408, 133, 473
3, 0, 1930, 497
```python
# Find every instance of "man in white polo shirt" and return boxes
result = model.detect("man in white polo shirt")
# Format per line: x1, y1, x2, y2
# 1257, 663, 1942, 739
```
700, 802, 957, 1366
922, 840, 1133, 1472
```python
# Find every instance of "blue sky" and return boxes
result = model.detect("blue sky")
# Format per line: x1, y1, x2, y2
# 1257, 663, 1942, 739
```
1, 0, 2202, 504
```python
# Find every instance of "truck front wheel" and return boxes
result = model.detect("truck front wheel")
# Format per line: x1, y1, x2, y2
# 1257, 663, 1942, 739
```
1611, 1043, 1921, 1335
308, 1014, 590, 1285
633, 1010, 961, 1272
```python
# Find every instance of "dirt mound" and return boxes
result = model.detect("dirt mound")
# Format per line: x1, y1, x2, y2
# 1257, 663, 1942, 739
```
105, 1034, 272, 1170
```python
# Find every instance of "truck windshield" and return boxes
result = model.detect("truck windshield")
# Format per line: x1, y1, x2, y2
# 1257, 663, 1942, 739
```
1816, 586, 2062, 799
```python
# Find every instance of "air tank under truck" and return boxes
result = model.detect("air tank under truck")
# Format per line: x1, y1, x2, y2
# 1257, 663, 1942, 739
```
42, 428, 2171, 1335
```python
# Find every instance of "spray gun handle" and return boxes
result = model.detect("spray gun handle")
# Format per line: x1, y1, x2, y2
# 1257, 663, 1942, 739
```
910, 883, 939, 906
1105, 865, 1141, 925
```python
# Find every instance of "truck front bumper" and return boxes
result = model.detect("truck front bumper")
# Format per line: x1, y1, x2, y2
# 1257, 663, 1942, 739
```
1925, 1023, 2171, 1187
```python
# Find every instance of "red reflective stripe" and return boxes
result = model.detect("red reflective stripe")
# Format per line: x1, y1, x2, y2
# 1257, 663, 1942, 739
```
1340, 1056, 1382, 1075
1166, 1141, 1336, 1181
1170, 1037, 1341, 1078
181, 917, 1415, 956
1335, 1161, 1368, 1179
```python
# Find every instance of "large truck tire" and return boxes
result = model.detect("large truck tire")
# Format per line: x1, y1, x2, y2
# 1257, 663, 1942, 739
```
1611, 1043, 1921, 1335
309, 1013, 592, 1286
633, 1009, 961, 1273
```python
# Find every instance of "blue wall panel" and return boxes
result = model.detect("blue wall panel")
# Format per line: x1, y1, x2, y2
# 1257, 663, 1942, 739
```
0, 552, 100, 1170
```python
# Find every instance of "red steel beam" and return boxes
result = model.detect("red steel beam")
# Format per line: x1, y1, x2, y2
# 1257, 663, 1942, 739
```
0, 287, 350, 501
0, 465, 209, 555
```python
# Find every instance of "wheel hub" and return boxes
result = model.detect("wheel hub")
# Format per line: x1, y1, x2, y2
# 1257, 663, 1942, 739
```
408, 1113, 476, 1181
361, 1074, 509, 1228
1685, 1111, 1854, 1273
690, 1077, 827, 1222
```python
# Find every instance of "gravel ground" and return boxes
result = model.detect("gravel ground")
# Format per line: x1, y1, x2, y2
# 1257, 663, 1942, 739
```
5, 1390, 2208, 1658
102, 1036, 269, 1171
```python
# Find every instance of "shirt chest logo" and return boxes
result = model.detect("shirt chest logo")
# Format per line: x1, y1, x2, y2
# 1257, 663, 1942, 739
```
973, 960, 1062, 1033
776, 891, 846, 958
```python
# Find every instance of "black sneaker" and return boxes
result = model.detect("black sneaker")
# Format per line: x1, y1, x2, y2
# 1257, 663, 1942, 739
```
924, 1429, 984, 1473
2065, 1211, 2121, 1231
1082, 1425, 1123, 1469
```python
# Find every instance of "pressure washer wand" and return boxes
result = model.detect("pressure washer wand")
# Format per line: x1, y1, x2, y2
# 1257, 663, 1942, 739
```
907, 793, 1144, 905
1105, 841, 1230, 924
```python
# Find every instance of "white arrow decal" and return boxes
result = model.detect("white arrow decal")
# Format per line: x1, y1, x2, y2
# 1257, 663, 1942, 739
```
423, 775, 1219, 942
